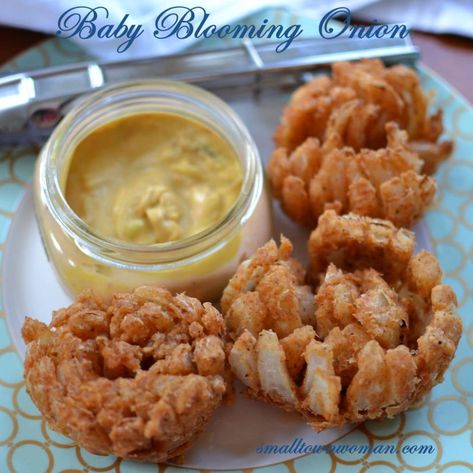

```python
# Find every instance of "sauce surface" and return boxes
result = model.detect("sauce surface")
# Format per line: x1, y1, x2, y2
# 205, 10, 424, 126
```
65, 112, 243, 244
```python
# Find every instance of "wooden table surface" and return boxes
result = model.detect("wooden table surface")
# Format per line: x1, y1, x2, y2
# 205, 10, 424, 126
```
0, 25, 472, 103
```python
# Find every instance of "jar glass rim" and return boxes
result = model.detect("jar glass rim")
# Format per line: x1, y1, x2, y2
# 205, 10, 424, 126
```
40, 79, 262, 267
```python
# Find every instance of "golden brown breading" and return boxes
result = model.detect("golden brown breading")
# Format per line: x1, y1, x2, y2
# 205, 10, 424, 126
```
222, 218, 462, 432
280, 325, 317, 379
352, 269, 408, 349
314, 264, 360, 338
274, 59, 452, 163
220, 237, 300, 314
270, 59, 452, 228
409, 136, 454, 175
308, 210, 415, 283
228, 330, 259, 391
22, 287, 228, 463
221, 236, 309, 340
270, 122, 436, 228
273, 76, 356, 152
324, 324, 370, 388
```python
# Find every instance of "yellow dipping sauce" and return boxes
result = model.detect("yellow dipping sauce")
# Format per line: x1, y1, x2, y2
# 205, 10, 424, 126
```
65, 113, 243, 244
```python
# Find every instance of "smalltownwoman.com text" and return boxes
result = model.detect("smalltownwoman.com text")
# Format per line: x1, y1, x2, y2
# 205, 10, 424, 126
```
256, 438, 436, 455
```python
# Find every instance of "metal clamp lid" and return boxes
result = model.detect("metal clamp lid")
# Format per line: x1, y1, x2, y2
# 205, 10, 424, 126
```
0, 34, 419, 147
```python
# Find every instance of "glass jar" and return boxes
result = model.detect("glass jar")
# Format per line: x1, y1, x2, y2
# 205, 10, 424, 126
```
34, 80, 272, 301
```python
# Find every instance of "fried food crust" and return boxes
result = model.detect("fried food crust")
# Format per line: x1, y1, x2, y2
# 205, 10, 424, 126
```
274, 59, 452, 162
22, 287, 228, 463
221, 236, 311, 340
222, 214, 462, 431
270, 122, 436, 228
308, 210, 415, 283
269, 59, 452, 227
